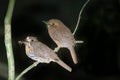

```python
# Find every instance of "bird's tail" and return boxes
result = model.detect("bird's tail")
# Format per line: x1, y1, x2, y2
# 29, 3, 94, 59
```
69, 47, 78, 64
55, 60, 72, 72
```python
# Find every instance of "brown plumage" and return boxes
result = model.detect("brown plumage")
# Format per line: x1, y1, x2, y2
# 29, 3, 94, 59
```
19, 36, 72, 72
43, 19, 78, 64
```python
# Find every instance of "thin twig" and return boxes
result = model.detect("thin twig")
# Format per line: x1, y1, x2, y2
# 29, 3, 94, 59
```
15, 62, 39, 80
54, 46, 60, 52
73, 0, 90, 35
76, 40, 84, 43
4, 0, 15, 80
54, 0, 90, 52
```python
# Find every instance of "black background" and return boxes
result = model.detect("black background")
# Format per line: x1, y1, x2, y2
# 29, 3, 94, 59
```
0, 0, 120, 80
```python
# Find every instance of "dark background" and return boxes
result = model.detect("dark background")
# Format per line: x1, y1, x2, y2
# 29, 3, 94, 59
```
0, 0, 120, 80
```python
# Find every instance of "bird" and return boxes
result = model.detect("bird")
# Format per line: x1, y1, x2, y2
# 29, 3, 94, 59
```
18, 36, 72, 72
43, 19, 78, 64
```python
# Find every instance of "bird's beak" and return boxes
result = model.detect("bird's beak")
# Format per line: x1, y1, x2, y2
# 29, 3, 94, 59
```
42, 20, 50, 28
18, 40, 28, 45
42, 20, 48, 24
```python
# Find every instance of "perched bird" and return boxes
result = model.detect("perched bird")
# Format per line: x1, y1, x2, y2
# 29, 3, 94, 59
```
43, 19, 78, 64
19, 36, 72, 72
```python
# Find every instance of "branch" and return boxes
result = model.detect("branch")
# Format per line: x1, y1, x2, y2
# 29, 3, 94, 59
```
72, 0, 90, 35
4, 0, 15, 80
15, 62, 39, 80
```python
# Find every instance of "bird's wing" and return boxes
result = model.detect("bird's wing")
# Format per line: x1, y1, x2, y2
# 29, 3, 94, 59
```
32, 42, 59, 61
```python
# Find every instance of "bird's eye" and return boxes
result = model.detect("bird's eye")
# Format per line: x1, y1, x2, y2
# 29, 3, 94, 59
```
50, 22, 59, 26
50, 22, 55, 26
31, 39, 34, 42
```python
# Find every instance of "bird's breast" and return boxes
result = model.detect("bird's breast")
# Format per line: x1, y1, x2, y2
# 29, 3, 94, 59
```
25, 44, 33, 55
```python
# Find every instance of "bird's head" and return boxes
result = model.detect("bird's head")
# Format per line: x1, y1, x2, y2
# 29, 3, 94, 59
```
18, 36, 38, 45
25, 36, 38, 42
43, 19, 62, 28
